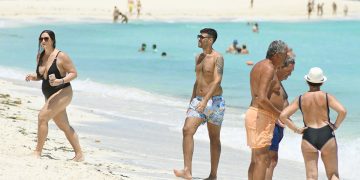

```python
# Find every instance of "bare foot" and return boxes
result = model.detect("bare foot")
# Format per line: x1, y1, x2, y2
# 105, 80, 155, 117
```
71, 153, 85, 162
203, 175, 217, 180
173, 169, 192, 179
31, 151, 41, 159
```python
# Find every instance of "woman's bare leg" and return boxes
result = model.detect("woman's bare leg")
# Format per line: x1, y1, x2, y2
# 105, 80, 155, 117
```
302, 140, 319, 180
34, 87, 73, 157
320, 138, 339, 180
53, 110, 84, 161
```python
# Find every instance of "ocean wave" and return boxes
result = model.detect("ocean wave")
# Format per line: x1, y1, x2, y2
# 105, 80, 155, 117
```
0, 65, 187, 107
72, 78, 186, 107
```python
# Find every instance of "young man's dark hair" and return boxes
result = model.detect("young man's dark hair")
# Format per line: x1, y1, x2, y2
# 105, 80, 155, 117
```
200, 28, 217, 43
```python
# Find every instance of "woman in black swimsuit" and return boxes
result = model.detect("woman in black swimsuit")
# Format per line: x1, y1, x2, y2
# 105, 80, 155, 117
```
280, 67, 346, 180
25, 30, 83, 161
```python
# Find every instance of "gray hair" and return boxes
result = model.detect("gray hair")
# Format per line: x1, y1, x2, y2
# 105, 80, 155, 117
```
266, 40, 287, 59
284, 55, 295, 67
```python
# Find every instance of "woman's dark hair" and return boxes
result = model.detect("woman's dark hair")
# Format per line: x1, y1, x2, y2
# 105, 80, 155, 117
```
307, 81, 323, 87
37, 30, 56, 66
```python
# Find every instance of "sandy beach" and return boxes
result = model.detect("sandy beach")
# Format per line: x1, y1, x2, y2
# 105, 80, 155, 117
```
0, 77, 311, 179
0, 0, 358, 179
0, 78, 149, 179
0, 0, 359, 22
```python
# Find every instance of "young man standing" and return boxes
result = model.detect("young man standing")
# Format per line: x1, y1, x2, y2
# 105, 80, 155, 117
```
174, 28, 225, 180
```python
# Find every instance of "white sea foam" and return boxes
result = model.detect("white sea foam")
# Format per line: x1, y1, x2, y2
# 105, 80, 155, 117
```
0, 66, 28, 80
0, 66, 186, 107
72, 78, 186, 107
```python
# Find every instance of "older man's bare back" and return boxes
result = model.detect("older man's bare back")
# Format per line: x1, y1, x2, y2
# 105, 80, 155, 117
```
195, 50, 223, 97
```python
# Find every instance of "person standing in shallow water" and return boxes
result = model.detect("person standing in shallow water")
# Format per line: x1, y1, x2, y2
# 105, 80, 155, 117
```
265, 55, 295, 180
245, 40, 288, 180
280, 67, 346, 180
174, 28, 225, 180
25, 30, 84, 162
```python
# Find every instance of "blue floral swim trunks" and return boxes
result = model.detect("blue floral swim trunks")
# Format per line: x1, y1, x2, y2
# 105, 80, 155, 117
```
186, 96, 225, 126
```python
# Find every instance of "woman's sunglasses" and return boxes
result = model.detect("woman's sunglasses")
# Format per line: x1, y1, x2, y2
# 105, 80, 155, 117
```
39, 37, 50, 42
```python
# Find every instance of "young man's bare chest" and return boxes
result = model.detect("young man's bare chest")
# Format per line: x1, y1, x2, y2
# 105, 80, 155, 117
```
196, 56, 216, 76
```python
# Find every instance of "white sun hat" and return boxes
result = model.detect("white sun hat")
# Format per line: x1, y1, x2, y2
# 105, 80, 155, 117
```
304, 67, 327, 83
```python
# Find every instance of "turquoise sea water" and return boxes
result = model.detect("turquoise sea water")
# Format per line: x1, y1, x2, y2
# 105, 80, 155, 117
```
1, 20, 359, 178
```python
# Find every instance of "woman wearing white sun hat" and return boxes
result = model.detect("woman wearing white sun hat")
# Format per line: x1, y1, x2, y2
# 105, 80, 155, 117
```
279, 67, 347, 180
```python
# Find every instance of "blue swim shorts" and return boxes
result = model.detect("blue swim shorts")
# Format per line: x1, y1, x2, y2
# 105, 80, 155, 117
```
186, 96, 225, 126
269, 123, 284, 152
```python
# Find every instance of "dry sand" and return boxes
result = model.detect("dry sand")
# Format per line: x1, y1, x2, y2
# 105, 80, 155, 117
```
0, 0, 359, 22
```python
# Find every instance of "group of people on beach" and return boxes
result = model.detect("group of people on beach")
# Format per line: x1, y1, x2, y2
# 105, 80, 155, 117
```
173, 28, 346, 180
307, 1, 349, 19
25, 29, 346, 179
127, 0, 142, 17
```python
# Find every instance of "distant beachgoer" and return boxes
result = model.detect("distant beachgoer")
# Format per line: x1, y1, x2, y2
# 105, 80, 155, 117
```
307, 1, 313, 19
137, 0, 142, 18
332, 2, 337, 15
139, 43, 146, 52
128, 0, 134, 15
280, 67, 346, 180
311, 0, 315, 11
320, 3, 324, 16
265, 55, 295, 180
152, 44, 158, 53
119, 12, 128, 23
25, 30, 83, 162
252, 23, 259, 33
246, 40, 288, 180
226, 40, 239, 54
239, 44, 249, 54
174, 28, 225, 180
113, 6, 120, 23
161, 52, 167, 57
317, 3, 321, 16
344, 5, 348, 16
251, 0, 254, 8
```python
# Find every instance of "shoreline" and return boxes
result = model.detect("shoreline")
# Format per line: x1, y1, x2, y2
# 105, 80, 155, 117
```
0, 77, 309, 179
1, 0, 359, 24
1, 14, 360, 24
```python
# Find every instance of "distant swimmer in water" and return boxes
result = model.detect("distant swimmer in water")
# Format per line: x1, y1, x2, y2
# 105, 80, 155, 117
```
252, 23, 259, 33
238, 44, 249, 54
226, 39, 239, 54
152, 44, 158, 53
139, 43, 146, 52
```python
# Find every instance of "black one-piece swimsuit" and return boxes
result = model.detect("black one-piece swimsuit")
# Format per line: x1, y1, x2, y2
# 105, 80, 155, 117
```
299, 93, 335, 150
36, 51, 70, 99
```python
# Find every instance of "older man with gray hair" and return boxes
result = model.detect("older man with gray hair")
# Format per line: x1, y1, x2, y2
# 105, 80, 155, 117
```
265, 54, 296, 180
245, 40, 288, 180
